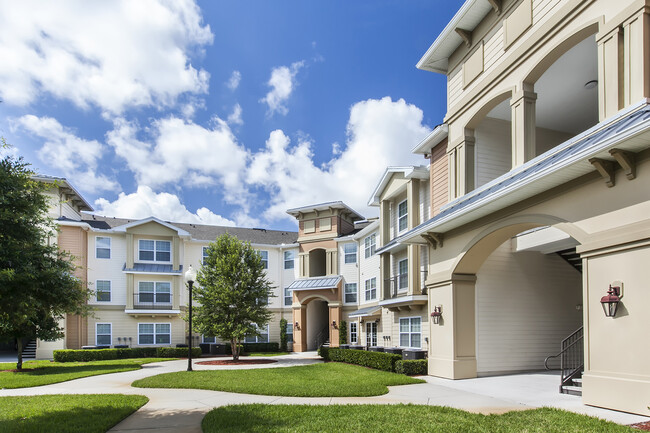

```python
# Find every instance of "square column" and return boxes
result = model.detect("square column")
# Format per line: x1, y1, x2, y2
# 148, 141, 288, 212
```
511, 86, 537, 167
329, 303, 341, 348
292, 305, 307, 352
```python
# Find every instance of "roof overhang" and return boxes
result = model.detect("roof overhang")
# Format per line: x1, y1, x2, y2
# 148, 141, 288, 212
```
378, 295, 428, 309
367, 166, 430, 207
412, 124, 449, 155
286, 201, 364, 221
112, 216, 191, 238
287, 276, 342, 291
34, 176, 94, 212
349, 306, 381, 318
417, 0, 496, 74
400, 100, 650, 245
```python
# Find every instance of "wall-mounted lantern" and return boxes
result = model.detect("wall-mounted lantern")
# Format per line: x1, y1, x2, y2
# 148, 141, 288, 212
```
600, 284, 621, 317
374, 318, 380, 324
294, 322, 300, 330
331, 320, 337, 329
431, 305, 442, 324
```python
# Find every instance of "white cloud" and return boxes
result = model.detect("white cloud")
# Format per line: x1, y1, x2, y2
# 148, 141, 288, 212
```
248, 97, 431, 221
0, 0, 213, 113
106, 115, 249, 204
259, 61, 305, 116
227, 103, 243, 126
94, 185, 236, 226
227, 70, 241, 90
12, 115, 119, 193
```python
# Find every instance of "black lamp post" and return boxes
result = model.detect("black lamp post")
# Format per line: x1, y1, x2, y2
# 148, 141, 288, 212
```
185, 265, 197, 371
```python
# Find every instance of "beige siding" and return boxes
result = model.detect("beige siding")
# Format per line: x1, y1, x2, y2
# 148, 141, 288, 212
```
418, 179, 430, 223
382, 308, 429, 350
88, 310, 186, 347
430, 139, 449, 217
475, 117, 512, 188
532, 0, 562, 26
358, 229, 380, 307
476, 242, 582, 375
87, 234, 127, 306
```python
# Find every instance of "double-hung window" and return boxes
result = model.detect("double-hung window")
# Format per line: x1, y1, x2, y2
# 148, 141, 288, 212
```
259, 250, 268, 269
286, 322, 293, 343
399, 317, 421, 348
344, 283, 357, 303
96, 323, 111, 346
398, 200, 408, 232
138, 240, 171, 262
96, 237, 111, 259
202, 335, 216, 344
344, 243, 357, 264
365, 277, 376, 301
364, 234, 376, 258
284, 287, 293, 306
96, 280, 111, 302
245, 324, 269, 343
138, 281, 171, 305
349, 322, 357, 344
138, 323, 171, 345
202, 246, 209, 264
398, 259, 408, 292
284, 251, 295, 269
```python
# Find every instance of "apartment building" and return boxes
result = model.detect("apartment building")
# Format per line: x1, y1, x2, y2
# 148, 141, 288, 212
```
386, 0, 650, 416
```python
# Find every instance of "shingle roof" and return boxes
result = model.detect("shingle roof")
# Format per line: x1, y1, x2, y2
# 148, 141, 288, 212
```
287, 276, 342, 290
81, 215, 298, 245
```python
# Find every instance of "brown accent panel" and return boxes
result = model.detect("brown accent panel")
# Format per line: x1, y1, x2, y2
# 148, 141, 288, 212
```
431, 138, 449, 217
298, 239, 337, 253
58, 226, 88, 348
65, 314, 88, 349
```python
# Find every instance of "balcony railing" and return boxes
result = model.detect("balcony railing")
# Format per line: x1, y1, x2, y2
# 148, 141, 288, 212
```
384, 274, 408, 298
133, 293, 173, 310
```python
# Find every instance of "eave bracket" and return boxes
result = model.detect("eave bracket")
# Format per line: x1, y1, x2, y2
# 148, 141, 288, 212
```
455, 28, 472, 48
422, 232, 444, 250
589, 158, 615, 187
609, 148, 636, 180
488, 0, 502, 14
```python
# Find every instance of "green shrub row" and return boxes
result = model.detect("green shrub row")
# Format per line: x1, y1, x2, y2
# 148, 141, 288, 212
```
53, 347, 201, 362
224, 342, 280, 354
320, 348, 402, 372
395, 359, 428, 375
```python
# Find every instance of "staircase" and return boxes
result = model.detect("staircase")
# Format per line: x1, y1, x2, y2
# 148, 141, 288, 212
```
315, 327, 330, 349
544, 327, 583, 395
556, 248, 582, 273
22, 340, 37, 359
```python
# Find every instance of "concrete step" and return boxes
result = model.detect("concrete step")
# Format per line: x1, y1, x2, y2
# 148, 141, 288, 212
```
563, 385, 583, 396
572, 378, 582, 386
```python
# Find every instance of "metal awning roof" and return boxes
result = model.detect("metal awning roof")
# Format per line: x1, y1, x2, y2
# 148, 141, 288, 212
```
123, 263, 183, 274
348, 306, 381, 318
287, 276, 342, 291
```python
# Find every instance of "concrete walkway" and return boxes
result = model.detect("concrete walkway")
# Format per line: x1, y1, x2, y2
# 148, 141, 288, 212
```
1, 353, 648, 432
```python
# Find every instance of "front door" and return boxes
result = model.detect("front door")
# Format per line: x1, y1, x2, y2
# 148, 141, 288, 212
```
366, 322, 377, 347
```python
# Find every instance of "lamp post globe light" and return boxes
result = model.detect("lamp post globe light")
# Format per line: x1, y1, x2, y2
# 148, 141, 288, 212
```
184, 265, 197, 371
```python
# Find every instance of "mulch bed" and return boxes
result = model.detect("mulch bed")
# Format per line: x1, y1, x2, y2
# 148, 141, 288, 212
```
631, 421, 650, 431
196, 359, 277, 366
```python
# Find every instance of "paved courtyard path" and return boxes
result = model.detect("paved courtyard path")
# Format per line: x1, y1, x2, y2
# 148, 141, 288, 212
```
1, 353, 648, 432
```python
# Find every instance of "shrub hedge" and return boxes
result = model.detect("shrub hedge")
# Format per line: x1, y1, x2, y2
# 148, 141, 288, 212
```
224, 342, 280, 355
395, 359, 428, 376
53, 347, 200, 362
320, 347, 401, 372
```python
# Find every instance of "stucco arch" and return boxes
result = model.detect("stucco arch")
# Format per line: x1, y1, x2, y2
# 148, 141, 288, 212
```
524, 20, 600, 85
453, 214, 585, 275
299, 293, 334, 305
465, 88, 514, 130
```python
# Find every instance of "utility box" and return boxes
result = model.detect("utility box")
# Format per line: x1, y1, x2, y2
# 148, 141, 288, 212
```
402, 349, 426, 360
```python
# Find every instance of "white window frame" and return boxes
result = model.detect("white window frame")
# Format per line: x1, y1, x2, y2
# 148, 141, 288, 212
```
95, 236, 111, 259
344, 283, 358, 304
349, 321, 357, 344
398, 199, 408, 233
96, 280, 111, 302
286, 322, 293, 343
259, 250, 268, 269
366, 322, 377, 347
96, 323, 112, 346
343, 243, 357, 264
399, 316, 422, 349
284, 287, 293, 306
138, 239, 172, 263
284, 250, 295, 270
364, 234, 376, 258
202, 246, 209, 264
245, 323, 269, 343
137, 281, 172, 305
398, 259, 408, 292
202, 335, 216, 344
138, 322, 171, 345
365, 277, 377, 301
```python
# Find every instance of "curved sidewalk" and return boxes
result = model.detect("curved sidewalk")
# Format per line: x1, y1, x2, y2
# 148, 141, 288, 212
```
1, 354, 648, 433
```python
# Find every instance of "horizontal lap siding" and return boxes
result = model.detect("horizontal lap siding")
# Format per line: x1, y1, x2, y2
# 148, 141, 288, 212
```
476, 242, 582, 375
430, 140, 448, 217
475, 117, 511, 188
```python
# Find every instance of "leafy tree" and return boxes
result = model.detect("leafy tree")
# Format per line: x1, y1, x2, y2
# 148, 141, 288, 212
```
279, 318, 288, 352
194, 234, 274, 361
0, 141, 91, 369
339, 320, 348, 345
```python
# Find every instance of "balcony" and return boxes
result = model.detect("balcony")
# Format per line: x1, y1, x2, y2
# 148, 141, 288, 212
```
383, 274, 408, 299
380, 274, 427, 310
125, 293, 180, 316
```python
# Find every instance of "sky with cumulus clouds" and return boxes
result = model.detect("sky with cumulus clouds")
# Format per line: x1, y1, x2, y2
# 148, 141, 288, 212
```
0, 0, 464, 230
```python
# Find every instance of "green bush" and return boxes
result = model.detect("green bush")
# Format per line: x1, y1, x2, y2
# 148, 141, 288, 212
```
318, 345, 329, 359
225, 342, 280, 354
53, 346, 195, 362
395, 359, 428, 375
322, 348, 401, 372
157, 347, 201, 358
280, 318, 288, 352
339, 320, 347, 345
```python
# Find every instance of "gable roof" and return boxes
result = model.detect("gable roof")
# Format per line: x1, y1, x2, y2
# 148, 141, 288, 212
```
34, 175, 94, 211
367, 166, 429, 207
111, 216, 191, 237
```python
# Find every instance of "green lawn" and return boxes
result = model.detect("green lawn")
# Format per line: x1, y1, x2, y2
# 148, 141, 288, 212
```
246, 352, 290, 357
133, 362, 423, 396
202, 404, 635, 433
0, 394, 148, 433
0, 358, 173, 389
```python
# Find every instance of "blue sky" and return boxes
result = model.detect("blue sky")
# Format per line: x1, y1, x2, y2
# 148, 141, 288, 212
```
0, 0, 464, 230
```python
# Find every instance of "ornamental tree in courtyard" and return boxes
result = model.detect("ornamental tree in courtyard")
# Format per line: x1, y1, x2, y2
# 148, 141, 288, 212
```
194, 233, 274, 361
0, 140, 92, 370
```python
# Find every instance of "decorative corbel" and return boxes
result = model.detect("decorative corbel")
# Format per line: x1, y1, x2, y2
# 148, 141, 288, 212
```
609, 149, 636, 180
589, 158, 615, 187
422, 232, 444, 250
487, 0, 502, 14
314, 209, 319, 217
455, 28, 472, 48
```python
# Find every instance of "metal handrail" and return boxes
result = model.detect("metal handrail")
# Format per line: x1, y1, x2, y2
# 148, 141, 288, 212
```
544, 326, 583, 393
